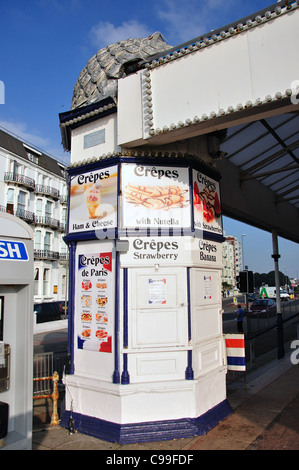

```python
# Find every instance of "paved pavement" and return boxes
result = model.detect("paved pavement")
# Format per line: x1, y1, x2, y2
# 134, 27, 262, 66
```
31, 349, 299, 451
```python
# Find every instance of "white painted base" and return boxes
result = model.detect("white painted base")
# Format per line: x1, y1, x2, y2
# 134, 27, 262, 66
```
63, 366, 227, 425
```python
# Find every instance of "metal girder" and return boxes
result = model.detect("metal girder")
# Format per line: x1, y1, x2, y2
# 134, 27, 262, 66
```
242, 163, 299, 181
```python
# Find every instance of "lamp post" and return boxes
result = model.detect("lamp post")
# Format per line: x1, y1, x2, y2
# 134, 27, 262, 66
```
241, 234, 246, 271
272, 229, 284, 359
241, 234, 249, 335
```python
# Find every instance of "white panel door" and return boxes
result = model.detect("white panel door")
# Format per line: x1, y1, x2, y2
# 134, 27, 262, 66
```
129, 267, 188, 349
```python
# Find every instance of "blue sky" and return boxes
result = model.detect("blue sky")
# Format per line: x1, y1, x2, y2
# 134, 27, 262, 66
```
0, 0, 298, 278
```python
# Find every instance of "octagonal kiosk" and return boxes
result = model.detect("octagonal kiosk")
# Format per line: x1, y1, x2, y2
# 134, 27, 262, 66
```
0, 212, 34, 450
60, 98, 231, 443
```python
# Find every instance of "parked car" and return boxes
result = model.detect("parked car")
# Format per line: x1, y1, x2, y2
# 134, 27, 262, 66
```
248, 298, 276, 317
248, 293, 257, 302
280, 290, 290, 301
34, 301, 64, 324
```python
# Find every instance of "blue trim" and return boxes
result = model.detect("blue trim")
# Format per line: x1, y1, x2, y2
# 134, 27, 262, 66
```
59, 97, 117, 152
189, 166, 195, 231
227, 356, 246, 366
112, 244, 120, 384
64, 227, 225, 243
121, 354, 130, 385
121, 268, 130, 384
122, 268, 128, 348
185, 268, 194, 380
60, 399, 232, 444
116, 162, 121, 228
67, 242, 76, 375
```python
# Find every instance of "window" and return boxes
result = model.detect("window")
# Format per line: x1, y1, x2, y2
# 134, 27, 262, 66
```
44, 232, 51, 252
12, 161, 23, 175
45, 201, 53, 222
16, 190, 26, 217
36, 198, 42, 218
7, 188, 14, 203
34, 268, 39, 296
43, 268, 50, 295
61, 274, 66, 297
62, 207, 67, 223
27, 153, 38, 164
6, 188, 14, 214
35, 230, 42, 250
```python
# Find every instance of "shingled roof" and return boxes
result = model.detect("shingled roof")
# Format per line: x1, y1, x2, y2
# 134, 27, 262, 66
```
0, 128, 66, 178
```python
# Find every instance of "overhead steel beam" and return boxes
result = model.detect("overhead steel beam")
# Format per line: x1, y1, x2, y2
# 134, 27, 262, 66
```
240, 139, 299, 178
242, 163, 299, 181
216, 157, 299, 243
260, 119, 299, 164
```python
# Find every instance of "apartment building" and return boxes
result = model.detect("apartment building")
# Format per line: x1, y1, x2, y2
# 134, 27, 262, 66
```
222, 235, 242, 288
0, 127, 69, 303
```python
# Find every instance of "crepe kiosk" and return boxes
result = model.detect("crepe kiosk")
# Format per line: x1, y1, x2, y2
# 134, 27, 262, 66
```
60, 105, 231, 444
0, 212, 34, 450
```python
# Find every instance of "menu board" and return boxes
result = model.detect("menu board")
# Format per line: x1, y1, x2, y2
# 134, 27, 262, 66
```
192, 169, 222, 235
77, 251, 113, 353
69, 165, 118, 234
121, 163, 191, 229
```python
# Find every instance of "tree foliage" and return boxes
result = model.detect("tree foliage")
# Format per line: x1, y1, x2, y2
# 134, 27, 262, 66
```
254, 271, 289, 287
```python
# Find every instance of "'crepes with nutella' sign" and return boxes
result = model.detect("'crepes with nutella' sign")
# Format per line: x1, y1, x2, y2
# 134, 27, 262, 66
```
192, 170, 222, 235
121, 164, 191, 229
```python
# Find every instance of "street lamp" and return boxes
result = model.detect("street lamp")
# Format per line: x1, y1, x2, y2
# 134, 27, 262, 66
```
241, 234, 249, 335
241, 234, 246, 271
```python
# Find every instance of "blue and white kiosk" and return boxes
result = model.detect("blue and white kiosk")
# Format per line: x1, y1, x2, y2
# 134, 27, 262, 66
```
59, 91, 231, 443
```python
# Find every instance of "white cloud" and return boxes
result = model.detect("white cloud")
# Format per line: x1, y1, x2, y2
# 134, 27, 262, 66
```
90, 19, 152, 49
0, 120, 50, 150
0, 120, 69, 165
156, 0, 235, 44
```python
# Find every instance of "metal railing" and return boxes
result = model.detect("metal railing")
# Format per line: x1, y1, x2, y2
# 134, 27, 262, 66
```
33, 351, 67, 392
33, 371, 60, 426
35, 184, 60, 199
34, 215, 60, 229
245, 299, 299, 368
34, 249, 60, 260
4, 172, 35, 190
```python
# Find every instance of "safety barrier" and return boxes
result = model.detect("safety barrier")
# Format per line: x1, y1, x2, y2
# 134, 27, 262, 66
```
33, 371, 59, 426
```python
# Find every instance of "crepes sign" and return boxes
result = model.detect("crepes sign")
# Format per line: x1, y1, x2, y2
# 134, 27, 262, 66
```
76, 251, 113, 353
69, 165, 118, 234
192, 170, 222, 235
121, 163, 191, 229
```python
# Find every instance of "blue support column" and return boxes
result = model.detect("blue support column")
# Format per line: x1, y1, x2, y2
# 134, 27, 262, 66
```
67, 241, 76, 375
121, 268, 130, 384
185, 267, 194, 380
112, 247, 120, 383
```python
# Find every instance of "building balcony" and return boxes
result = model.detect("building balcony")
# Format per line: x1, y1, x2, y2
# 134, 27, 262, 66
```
60, 195, 68, 204
4, 172, 35, 190
59, 252, 69, 262
0, 205, 35, 224
35, 184, 60, 200
58, 221, 67, 232
15, 207, 35, 224
34, 249, 60, 260
35, 215, 60, 229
